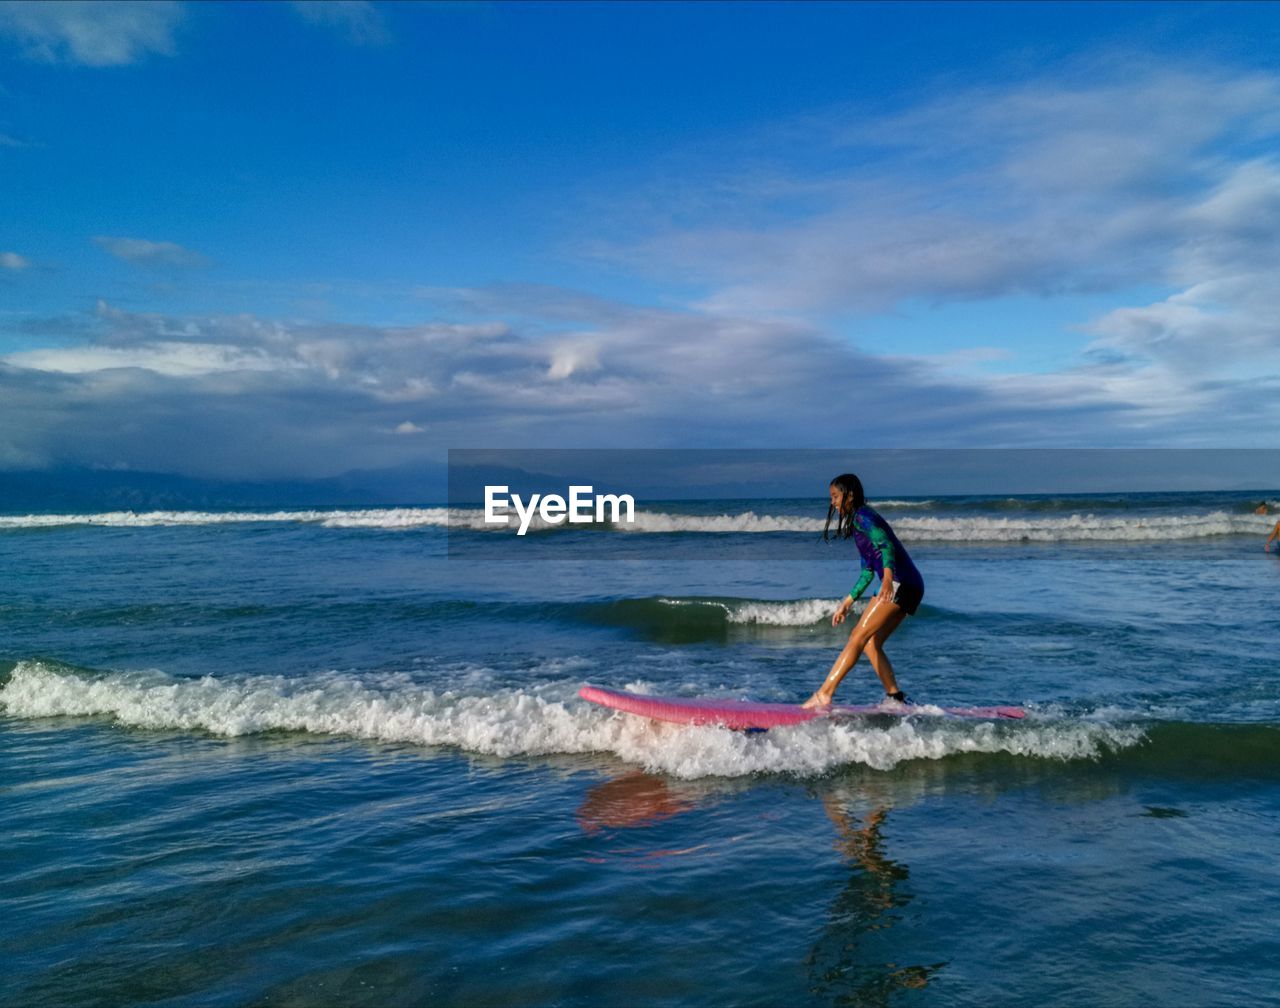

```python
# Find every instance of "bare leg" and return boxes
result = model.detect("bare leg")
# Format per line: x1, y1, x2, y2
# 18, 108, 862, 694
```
803, 594, 905, 707
864, 609, 907, 694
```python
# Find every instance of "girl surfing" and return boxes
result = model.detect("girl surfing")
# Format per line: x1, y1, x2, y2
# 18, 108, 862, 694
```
804, 473, 925, 709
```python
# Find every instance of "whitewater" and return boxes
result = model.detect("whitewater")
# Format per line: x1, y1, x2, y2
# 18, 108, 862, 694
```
1, 499, 1274, 541
2, 660, 1146, 778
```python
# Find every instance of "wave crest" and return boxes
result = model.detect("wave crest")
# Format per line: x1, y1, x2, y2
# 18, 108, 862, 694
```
1, 506, 1270, 540
0, 662, 1145, 779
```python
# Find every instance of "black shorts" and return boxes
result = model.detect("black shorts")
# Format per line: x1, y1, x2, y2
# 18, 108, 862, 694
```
889, 579, 924, 616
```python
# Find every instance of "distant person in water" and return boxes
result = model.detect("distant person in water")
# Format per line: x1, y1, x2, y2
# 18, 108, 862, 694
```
804, 474, 924, 709
1255, 501, 1270, 516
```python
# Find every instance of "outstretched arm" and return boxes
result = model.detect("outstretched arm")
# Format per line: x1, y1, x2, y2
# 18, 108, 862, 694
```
1267, 521, 1280, 552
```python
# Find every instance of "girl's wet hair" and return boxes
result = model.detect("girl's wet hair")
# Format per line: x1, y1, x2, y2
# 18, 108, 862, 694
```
824, 473, 865, 541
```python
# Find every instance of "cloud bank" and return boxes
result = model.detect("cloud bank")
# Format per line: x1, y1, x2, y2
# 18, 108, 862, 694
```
2, 284, 1275, 479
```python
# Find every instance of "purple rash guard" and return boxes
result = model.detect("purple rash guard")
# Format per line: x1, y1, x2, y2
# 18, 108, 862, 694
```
847, 505, 923, 602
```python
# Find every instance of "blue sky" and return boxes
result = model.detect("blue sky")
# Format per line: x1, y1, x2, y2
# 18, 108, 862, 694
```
2, 1, 1280, 480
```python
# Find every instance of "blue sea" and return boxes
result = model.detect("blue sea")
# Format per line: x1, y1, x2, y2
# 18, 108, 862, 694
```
3, 490, 1279, 1006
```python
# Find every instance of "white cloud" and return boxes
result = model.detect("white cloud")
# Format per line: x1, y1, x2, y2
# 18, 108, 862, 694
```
7, 303, 526, 403
589, 63, 1280, 325
1084, 158, 1280, 382
93, 236, 208, 267
291, 1, 389, 46
4, 292, 1279, 480
564, 61, 1280, 442
547, 338, 602, 380
4, 341, 287, 378
1, 251, 30, 271
0, 1, 182, 67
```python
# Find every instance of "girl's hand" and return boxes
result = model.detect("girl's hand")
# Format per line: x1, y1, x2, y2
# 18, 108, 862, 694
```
832, 600, 851, 627
877, 569, 896, 606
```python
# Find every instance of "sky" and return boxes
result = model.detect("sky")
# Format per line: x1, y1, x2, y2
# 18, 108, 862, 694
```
2, 1, 1280, 484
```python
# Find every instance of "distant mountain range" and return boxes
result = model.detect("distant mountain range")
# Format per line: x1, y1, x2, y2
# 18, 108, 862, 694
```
0, 462, 682, 512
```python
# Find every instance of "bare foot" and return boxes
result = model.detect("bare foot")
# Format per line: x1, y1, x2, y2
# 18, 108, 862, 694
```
802, 692, 832, 709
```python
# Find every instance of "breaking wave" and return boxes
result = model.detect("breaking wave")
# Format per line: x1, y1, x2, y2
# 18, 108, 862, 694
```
0, 506, 1270, 541
1, 661, 1150, 779
0, 508, 455, 530
567, 597, 844, 643
890, 511, 1267, 542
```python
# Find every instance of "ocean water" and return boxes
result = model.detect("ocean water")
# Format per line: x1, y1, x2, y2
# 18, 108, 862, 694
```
3, 491, 1279, 1006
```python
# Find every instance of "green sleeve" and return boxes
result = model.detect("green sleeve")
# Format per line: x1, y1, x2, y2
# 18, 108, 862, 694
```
859, 512, 897, 570
849, 567, 873, 601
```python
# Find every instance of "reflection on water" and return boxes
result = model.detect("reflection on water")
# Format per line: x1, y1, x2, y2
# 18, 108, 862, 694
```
576, 772, 722, 864
807, 795, 945, 1005
576, 768, 946, 1003
576, 771, 695, 835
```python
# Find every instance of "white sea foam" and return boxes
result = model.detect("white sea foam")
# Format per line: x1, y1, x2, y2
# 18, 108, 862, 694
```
0, 507, 482, 531
419, 507, 1227, 541
0, 506, 603, 533
322, 508, 460, 529
652, 596, 839, 626
629, 508, 1269, 540
623, 511, 824, 533
0, 508, 451, 529
724, 598, 841, 626
0, 506, 1271, 540
0, 662, 1145, 779
892, 510, 1266, 542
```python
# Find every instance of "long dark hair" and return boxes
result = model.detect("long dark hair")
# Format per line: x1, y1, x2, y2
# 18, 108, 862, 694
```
824, 473, 865, 541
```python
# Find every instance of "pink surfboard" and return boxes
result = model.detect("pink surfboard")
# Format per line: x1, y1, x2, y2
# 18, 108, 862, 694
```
579, 684, 1025, 731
